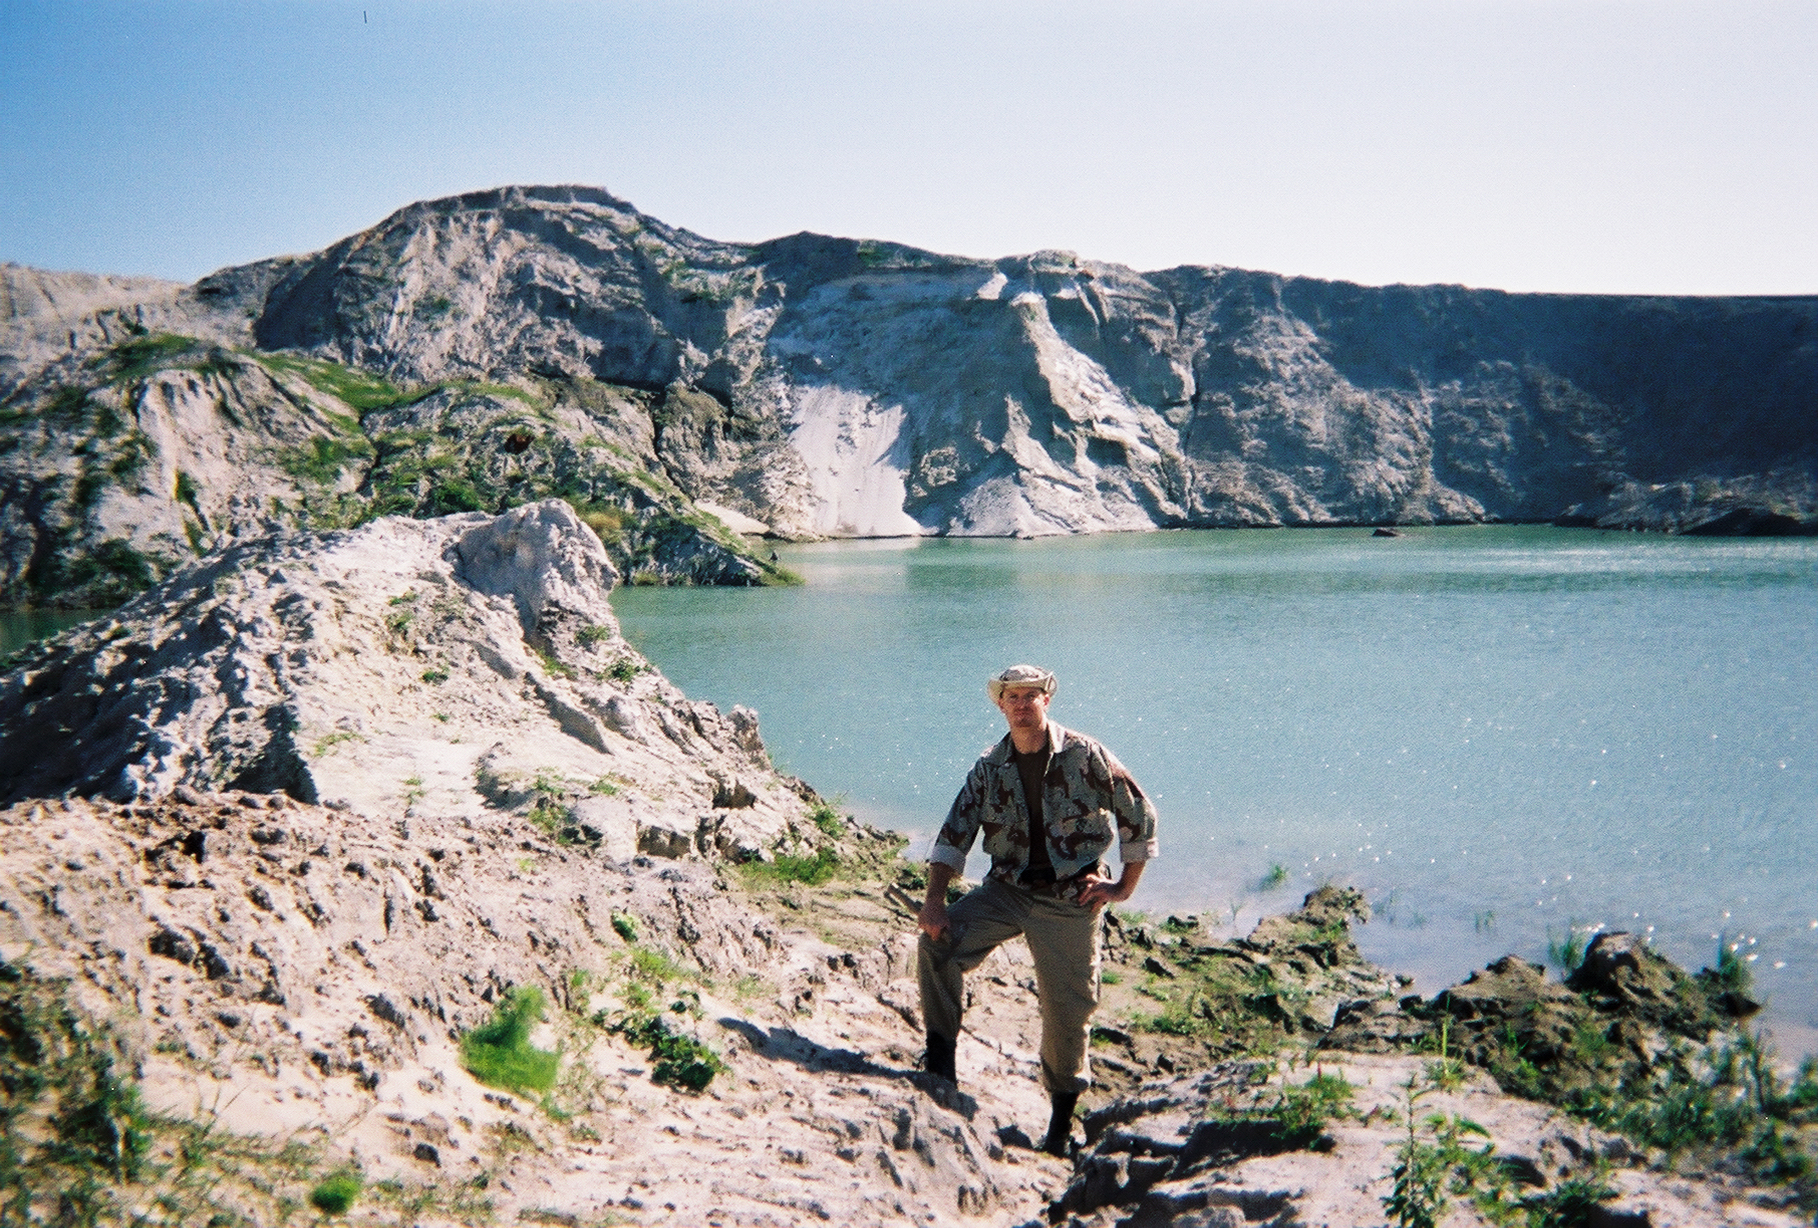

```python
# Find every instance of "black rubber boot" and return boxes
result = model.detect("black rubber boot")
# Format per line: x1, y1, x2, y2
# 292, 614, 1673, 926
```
925, 1031, 957, 1084
1042, 1090, 1080, 1156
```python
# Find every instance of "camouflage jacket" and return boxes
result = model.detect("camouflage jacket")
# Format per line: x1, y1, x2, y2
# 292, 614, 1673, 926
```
930, 721, 1159, 898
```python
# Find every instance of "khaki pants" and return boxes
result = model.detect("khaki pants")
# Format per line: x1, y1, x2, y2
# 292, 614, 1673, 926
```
916, 877, 1102, 1094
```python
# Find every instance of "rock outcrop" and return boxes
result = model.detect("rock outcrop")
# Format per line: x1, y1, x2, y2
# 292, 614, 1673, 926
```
6, 186, 1815, 608
0, 263, 788, 611
0, 501, 796, 859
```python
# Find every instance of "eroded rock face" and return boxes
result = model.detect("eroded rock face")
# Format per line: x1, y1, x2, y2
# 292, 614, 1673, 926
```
0, 500, 798, 860
234, 187, 1818, 538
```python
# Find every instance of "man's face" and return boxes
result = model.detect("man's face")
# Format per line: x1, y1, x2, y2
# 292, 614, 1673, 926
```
995, 685, 1051, 731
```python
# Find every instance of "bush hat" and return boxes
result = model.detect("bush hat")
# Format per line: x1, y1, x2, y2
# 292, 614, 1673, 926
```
987, 664, 1057, 702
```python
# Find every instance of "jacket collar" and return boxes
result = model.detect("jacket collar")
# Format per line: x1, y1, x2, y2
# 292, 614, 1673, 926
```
986, 720, 1068, 765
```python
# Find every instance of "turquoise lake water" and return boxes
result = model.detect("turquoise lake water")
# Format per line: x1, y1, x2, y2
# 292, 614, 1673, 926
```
613, 526, 1818, 1051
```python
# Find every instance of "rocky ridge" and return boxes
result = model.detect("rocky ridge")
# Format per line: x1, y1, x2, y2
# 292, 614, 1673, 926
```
6, 186, 1816, 610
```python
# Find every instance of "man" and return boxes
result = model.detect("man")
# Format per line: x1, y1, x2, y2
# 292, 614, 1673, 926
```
917, 664, 1159, 1156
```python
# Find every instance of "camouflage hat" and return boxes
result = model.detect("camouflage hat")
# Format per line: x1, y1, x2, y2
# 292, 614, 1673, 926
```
987, 664, 1057, 702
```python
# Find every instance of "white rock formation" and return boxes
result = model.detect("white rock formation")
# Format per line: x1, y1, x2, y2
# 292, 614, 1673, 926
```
0, 501, 799, 861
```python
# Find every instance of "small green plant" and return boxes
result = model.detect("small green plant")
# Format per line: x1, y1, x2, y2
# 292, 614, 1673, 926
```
278, 433, 376, 484
615, 1012, 726, 1091
421, 667, 449, 684
607, 656, 643, 684
577, 624, 613, 648
1706, 932, 1755, 997
313, 729, 363, 756
589, 776, 620, 797
1384, 1079, 1501, 1228
535, 648, 574, 679
1519, 1175, 1619, 1227
1269, 1069, 1356, 1146
309, 1167, 364, 1215
459, 987, 559, 1095
810, 801, 845, 838
1260, 862, 1289, 890
173, 468, 202, 511
1546, 920, 1594, 974
1424, 1015, 1466, 1091
628, 947, 689, 984
528, 794, 573, 841
610, 912, 638, 943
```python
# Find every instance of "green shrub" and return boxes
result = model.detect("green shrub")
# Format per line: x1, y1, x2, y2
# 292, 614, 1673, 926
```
309, 1168, 364, 1215
810, 802, 845, 838
610, 912, 638, 943
43, 384, 93, 424
1259, 862, 1289, 889
577, 624, 613, 648
615, 1012, 726, 1092
458, 987, 559, 1094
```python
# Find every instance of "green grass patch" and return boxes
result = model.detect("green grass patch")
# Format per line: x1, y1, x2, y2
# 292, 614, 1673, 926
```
309, 1166, 364, 1215
254, 351, 414, 412
740, 846, 839, 887
459, 986, 560, 1095
104, 333, 197, 382
277, 433, 375, 485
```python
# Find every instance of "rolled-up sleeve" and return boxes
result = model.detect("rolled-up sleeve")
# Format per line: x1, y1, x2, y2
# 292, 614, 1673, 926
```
1108, 752, 1159, 864
929, 764, 985, 871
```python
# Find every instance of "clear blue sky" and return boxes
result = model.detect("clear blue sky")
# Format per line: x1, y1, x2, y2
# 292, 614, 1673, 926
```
3, 0, 1814, 295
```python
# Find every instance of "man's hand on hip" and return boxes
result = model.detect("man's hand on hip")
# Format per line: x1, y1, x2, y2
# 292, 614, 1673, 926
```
1077, 860, 1146, 910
